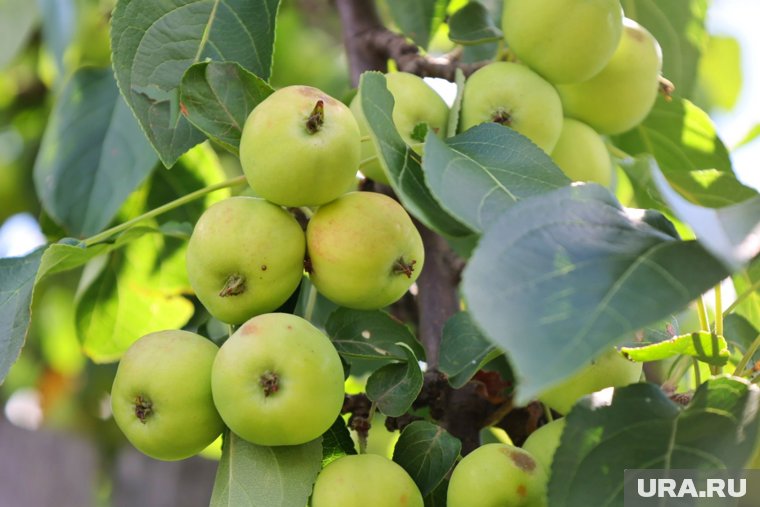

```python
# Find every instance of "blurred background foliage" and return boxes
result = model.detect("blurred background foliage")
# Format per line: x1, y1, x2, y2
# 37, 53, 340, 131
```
0, 0, 757, 503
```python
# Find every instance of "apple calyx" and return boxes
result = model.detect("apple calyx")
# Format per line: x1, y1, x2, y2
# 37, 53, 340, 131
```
219, 273, 246, 297
259, 370, 280, 397
305, 100, 325, 134
134, 395, 153, 423
392, 257, 417, 278
491, 109, 513, 126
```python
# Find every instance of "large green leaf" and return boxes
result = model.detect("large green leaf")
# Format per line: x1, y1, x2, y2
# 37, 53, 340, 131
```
622, 0, 708, 99
210, 432, 322, 507
111, 0, 279, 166
386, 0, 448, 48
33, 68, 157, 237
0, 0, 39, 70
0, 248, 44, 383
359, 72, 471, 237
549, 378, 760, 506
615, 97, 754, 209
392, 421, 461, 497
75, 230, 193, 362
651, 164, 760, 272
439, 312, 500, 388
422, 124, 569, 233
180, 61, 274, 155
462, 184, 729, 404
366, 344, 424, 417
448, 1, 502, 45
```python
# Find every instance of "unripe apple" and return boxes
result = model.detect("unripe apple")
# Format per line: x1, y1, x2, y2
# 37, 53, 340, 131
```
211, 313, 344, 446
306, 191, 424, 310
557, 19, 662, 134
538, 348, 642, 415
239, 85, 360, 206
311, 453, 424, 507
448, 443, 547, 507
110, 330, 224, 461
186, 197, 305, 325
551, 118, 613, 187
460, 62, 563, 153
522, 418, 566, 476
350, 72, 449, 184
502, 0, 623, 84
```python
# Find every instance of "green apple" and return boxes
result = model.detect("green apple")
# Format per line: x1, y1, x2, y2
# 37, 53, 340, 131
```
186, 197, 305, 325
306, 191, 424, 309
502, 0, 622, 84
522, 418, 566, 476
557, 19, 662, 134
211, 313, 344, 446
110, 330, 224, 461
551, 118, 613, 186
239, 85, 360, 206
460, 62, 563, 153
448, 443, 547, 507
350, 72, 449, 184
311, 453, 424, 507
538, 348, 643, 414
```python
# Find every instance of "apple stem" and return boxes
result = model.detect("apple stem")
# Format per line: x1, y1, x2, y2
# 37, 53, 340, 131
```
259, 371, 280, 397
305, 100, 325, 134
134, 395, 153, 423
219, 274, 246, 297
392, 257, 416, 278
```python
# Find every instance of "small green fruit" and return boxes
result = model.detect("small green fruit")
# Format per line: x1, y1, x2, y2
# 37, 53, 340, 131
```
460, 62, 563, 153
538, 348, 642, 414
311, 453, 424, 507
522, 418, 566, 476
557, 19, 662, 134
211, 313, 345, 446
551, 118, 613, 186
239, 85, 360, 206
502, 0, 623, 84
110, 330, 224, 461
306, 191, 424, 309
350, 72, 449, 184
186, 197, 306, 325
448, 443, 547, 507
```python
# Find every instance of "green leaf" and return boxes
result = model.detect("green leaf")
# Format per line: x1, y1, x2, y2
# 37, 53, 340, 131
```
622, 0, 708, 99
422, 123, 570, 233
180, 62, 274, 155
75, 231, 194, 362
462, 184, 729, 404
724, 314, 759, 354
448, 1, 503, 45
359, 72, 470, 237
736, 124, 760, 150
621, 331, 729, 366
0, 248, 45, 383
325, 308, 424, 363
386, 0, 448, 48
210, 432, 322, 507
549, 378, 760, 506
33, 68, 157, 237
321, 416, 357, 467
0, 0, 39, 70
446, 69, 466, 138
424, 480, 448, 507
392, 421, 461, 496
439, 312, 500, 388
651, 164, 760, 272
111, 0, 280, 166
37, 0, 75, 76
696, 35, 742, 110
733, 262, 760, 331
615, 97, 755, 208
366, 344, 424, 417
